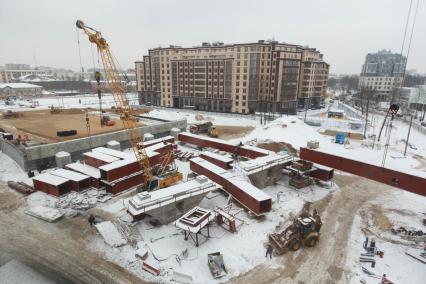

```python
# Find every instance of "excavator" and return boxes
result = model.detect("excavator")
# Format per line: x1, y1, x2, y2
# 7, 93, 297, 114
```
269, 208, 322, 254
76, 20, 181, 190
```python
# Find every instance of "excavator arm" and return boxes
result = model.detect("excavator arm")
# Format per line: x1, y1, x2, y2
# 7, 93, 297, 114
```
76, 20, 153, 187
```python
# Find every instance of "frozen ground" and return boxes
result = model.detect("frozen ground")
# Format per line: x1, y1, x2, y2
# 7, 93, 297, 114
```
1, 100, 425, 283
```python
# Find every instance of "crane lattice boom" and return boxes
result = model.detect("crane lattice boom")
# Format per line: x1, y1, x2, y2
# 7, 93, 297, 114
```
76, 20, 153, 186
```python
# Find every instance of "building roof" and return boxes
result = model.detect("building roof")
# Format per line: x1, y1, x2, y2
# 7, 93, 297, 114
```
33, 173, 69, 186
98, 158, 138, 172
0, 83, 43, 89
65, 162, 101, 179
50, 168, 90, 182
83, 151, 121, 163
200, 151, 233, 163
92, 147, 132, 160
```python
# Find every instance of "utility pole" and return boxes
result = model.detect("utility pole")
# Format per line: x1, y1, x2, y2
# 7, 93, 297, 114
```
363, 90, 371, 138
304, 97, 309, 123
404, 114, 413, 156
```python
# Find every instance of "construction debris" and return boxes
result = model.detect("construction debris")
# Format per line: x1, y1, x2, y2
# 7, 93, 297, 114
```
55, 190, 111, 210
172, 270, 193, 284
142, 261, 160, 276
95, 221, 127, 247
405, 248, 426, 264
175, 207, 214, 247
207, 252, 227, 279
7, 181, 35, 195
24, 206, 64, 222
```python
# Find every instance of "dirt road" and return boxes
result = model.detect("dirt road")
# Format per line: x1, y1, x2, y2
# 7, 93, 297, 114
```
0, 182, 147, 284
229, 174, 396, 284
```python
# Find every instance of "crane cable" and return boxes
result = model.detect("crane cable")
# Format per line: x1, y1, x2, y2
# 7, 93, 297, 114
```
76, 27, 93, 147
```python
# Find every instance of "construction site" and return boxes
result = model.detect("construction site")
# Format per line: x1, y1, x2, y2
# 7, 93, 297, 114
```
1, 16, 426, 284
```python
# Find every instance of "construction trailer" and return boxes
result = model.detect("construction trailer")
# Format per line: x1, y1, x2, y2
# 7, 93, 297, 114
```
102, 170, 145, 195
83, 151, 120, 168
99, 159, 142, 182
309, 164, 334, 181
200, 151, 234, 170
50, 168, 91, 192
128, 176, 218, 223
190, 157, 272, 215
178, 132, 273, 159
145, 142, 176, 157
140, 135, 175, 148
32, 173, 71, 196
65, 162, 102, 188
92, 147, 132, 160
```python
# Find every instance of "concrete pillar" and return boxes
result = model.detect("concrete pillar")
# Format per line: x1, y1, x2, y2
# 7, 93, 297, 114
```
107, 140, 121, 151
170, 128, 181, 140
55, 151, 71, 168
144, 133, 154, 141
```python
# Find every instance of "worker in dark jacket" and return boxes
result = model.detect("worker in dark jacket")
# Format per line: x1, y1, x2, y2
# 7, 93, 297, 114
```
265, 244, 273, 259
88, 214, 96, 226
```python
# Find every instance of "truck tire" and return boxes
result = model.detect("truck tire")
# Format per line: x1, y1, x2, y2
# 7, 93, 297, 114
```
305, 235, 319, 247
290, 239, 301, 251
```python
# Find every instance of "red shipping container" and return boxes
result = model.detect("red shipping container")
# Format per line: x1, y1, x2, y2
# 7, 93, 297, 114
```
50, 169, 91, 192
32, 173, 71, 196
102, 171, 145, 195
83, 152, 120, 168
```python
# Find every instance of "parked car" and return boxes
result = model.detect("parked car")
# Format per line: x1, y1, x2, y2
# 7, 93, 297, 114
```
421, 121, 426, 127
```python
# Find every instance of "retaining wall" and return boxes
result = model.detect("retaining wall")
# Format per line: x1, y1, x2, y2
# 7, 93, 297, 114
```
1, 119, 186, 171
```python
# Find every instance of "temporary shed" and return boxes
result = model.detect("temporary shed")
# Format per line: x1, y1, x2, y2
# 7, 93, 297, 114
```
50, 168, 91, 192
65, 162, 102, 188
83, 151, 120, 168
32, 173, 70, 196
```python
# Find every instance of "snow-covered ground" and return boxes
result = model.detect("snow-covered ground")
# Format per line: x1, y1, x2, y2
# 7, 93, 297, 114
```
0, 93, 139, 112
143, 107, 426, 178
1, 99, 425, 283
346, 189, 426, 284
91, 172, 335, 283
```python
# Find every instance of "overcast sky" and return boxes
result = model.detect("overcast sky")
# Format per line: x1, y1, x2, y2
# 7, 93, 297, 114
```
0, 0, 424, 74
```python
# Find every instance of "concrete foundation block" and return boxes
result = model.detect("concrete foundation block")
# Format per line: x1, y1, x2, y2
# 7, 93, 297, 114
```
170, 128, 181, 140
55, 151, 71, 168
144, 133, 154, 141
248, 164, 283, 189
107, 140, 121, 151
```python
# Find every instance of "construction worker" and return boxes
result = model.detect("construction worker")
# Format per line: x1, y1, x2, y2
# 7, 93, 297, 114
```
265, 244, 273, 259
88, 214, 96, 226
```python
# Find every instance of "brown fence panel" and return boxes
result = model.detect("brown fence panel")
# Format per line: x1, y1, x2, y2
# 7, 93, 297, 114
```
300, 147, 426, 196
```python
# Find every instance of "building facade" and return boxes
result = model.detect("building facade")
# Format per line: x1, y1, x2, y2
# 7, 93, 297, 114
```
136, 41, 329, 114
359, 50, 406, 102
0, 71, 12, 83
0, 83, 43, 99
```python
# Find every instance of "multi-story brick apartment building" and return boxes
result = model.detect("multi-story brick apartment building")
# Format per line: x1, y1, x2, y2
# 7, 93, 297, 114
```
136, 40, 329, 114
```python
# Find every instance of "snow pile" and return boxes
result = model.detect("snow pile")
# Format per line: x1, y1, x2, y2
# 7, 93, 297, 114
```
346, 189, 426, 283
24, 206, 64, 222
0, 152, 32, 184
90, 176, 336, 283
145, 108, 259, 127
95, 221, 127, 247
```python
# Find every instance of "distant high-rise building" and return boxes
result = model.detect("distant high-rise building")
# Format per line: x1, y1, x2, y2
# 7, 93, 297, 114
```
135, 40, 329, 114
359, 50, 406, 102
5, 63, 31, 70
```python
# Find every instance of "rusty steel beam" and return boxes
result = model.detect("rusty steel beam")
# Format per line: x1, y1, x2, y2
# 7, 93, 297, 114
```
300, 147, 426, 196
